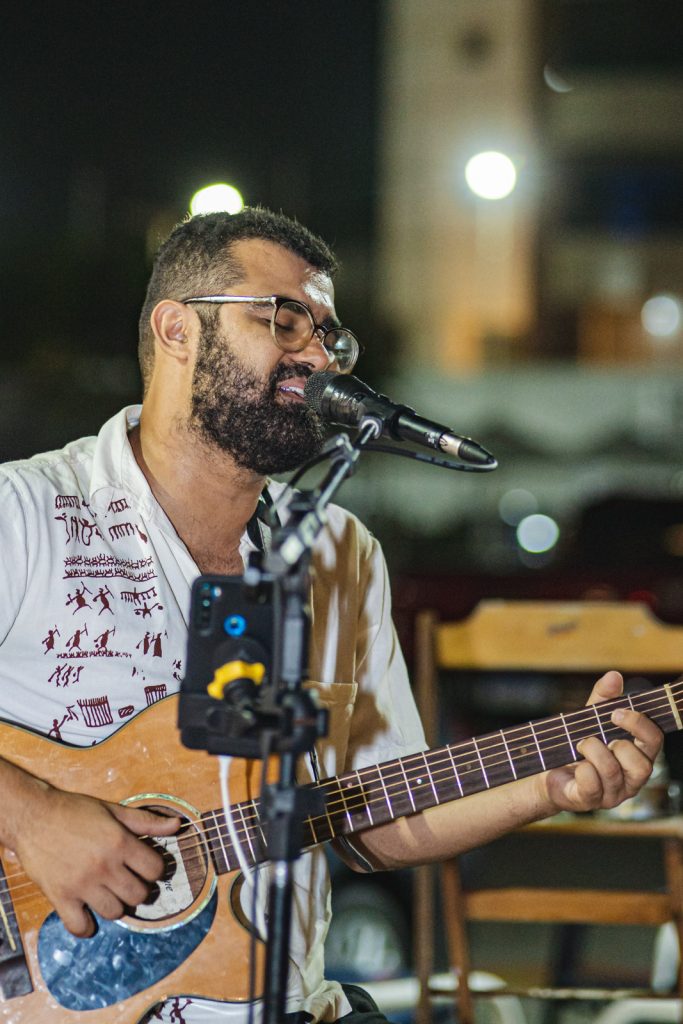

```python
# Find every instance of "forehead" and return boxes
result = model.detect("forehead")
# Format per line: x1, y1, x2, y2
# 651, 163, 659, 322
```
227, 238, 336, 313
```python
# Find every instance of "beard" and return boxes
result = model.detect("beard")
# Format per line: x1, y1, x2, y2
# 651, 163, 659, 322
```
189, 321, 326, 475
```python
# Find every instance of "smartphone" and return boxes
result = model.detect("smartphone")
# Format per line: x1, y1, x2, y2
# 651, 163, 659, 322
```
178, 575, 274, 756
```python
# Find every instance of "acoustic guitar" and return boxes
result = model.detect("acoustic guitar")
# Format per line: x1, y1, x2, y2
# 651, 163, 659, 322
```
0, 683, 680, 1023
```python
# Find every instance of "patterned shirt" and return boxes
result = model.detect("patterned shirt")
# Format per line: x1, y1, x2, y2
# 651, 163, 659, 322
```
0, 405, 425, 1023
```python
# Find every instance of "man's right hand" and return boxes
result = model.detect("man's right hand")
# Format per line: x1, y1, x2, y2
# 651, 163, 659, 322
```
10, 785, 180, 937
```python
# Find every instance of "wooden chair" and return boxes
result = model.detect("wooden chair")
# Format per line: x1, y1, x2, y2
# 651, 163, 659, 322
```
412, 599, 683, 1024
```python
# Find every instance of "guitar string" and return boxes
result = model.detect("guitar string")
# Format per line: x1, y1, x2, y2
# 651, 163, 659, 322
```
0, 681, 679, 911
0, 684, 679, 906
0, 684, 679, 914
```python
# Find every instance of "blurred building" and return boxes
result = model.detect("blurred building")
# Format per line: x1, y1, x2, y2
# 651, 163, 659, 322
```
337, 0, 683, 588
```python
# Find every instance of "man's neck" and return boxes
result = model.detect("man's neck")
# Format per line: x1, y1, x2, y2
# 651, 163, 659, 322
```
128, 413, 266, 572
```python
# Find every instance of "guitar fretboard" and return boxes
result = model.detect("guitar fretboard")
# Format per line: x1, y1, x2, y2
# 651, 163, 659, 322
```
201, 680, 683, 875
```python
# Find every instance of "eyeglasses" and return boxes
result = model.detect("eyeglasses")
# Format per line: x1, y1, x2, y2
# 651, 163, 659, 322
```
180, 294, 361, 374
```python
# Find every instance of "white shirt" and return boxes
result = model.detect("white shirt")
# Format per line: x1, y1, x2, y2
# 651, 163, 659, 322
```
0, 406, 426, 1022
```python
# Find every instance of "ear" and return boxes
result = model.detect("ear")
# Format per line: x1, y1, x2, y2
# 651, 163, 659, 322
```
150, 300, 195, 367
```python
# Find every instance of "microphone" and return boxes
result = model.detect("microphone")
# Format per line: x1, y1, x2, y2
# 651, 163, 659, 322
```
303, 371, 494, 467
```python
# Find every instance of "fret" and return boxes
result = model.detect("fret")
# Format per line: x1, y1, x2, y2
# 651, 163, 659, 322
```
530, 722, 546, 770
500, 729, 517, 779
560, 713, 577, 761
376, 763, 396, 820
307, 811, 320, 845
254, 802, 269, 852
360, 770, 375, 826
507, 724, 545, 777
473, 738, 490, 789
320, 784, 337, 843
425, 747, 461, 803
452, 739, 487, 796
422, 751, 440, 804
236, 802, 256, 864
447, 744, 465, 795
337, 774, 356, 831
592, 705, 607, 743
202, 809, 229, 874
399, 757, 418, 811
664, 684, 683, 731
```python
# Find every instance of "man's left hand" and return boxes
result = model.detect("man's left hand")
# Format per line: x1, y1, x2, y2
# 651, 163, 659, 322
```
542, 670, 664, 813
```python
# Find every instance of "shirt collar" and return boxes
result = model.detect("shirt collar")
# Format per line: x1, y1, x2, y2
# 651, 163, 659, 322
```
87, 405, 274, 550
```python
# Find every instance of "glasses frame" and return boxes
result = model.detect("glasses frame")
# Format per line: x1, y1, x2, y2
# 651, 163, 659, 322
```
180, 294, 361, 373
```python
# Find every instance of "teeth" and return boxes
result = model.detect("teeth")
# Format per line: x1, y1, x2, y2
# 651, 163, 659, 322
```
280, 385, 305, 397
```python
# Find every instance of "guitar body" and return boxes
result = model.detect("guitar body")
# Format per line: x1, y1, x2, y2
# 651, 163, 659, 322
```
0, 696, 264, 1023
1, 675, 680, 1022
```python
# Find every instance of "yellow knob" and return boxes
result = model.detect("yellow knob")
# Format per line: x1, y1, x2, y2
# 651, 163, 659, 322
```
207, 660, 266, 700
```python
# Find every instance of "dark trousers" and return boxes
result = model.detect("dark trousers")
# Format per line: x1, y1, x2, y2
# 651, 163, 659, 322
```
336, 983, 395, 1023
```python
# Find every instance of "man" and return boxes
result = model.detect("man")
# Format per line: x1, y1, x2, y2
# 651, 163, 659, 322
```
0, 208, 662, 1023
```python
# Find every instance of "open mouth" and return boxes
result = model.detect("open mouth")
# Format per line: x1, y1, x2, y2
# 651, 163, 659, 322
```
277, 383, 306, 402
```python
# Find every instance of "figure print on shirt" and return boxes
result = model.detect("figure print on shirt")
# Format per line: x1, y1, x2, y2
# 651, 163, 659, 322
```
172, 659, 182, 682
42, 626, 60, 653
78, 695, 114, 728
145, 683, 167, 706
93, 585, 114, 614
108, 497, 130, 513
108, 521, 149, 544
121, 584, 159, 606
136, 630, 167, 658
93, 627, 116, 652
52, 620, 132, 660
134, 601, 164, 618
118, 704, 134, 719
151, 997, 192, 1023
48, 705, 79, 740
48, 663, 84, 688
54, 513, 102, 546
63, 554, 157, 581
66, 625, 88, 651
66, 584, 92, 613
55, 495, 81, 510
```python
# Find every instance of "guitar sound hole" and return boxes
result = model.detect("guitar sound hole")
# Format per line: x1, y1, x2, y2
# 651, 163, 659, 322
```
127, 806, 210, 923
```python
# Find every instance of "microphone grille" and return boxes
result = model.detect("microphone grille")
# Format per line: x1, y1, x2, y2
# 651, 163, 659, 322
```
303, 371, 336, 412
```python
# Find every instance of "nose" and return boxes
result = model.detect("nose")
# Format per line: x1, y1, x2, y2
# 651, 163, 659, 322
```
288, 331, 335, 372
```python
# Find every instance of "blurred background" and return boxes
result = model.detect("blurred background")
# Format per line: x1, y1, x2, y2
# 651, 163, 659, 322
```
4, 0, 683, 604
4, 0, 683, 1012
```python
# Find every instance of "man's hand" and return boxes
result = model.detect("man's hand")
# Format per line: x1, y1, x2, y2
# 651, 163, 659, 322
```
541, 670, 664, 814
11, 786, 180, 938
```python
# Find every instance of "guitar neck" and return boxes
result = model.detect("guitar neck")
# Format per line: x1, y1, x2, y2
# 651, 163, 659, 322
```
203, 680, 683, 875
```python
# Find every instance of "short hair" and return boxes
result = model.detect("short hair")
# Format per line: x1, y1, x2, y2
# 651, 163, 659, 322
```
137, 207, 339, 390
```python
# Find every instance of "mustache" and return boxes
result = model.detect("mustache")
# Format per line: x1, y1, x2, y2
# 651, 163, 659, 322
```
268, 363, 314, 394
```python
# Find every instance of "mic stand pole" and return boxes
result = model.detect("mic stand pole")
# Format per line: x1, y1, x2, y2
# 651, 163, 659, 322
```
252, 420, 381, 1024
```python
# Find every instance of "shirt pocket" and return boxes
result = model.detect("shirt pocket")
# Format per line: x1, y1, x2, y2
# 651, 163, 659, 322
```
302, 680, 358, 779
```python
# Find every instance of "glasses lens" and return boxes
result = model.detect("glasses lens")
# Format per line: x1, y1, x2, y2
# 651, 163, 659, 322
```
273, 300, 313, 352
324, 329, 359, 373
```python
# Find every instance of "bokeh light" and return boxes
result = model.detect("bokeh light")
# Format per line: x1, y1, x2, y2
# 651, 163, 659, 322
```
641, 294, 682, 338
516, 514, 560, 554
190, 183, 244, 216
498, 488, 538, 526
465, 151, 517, 200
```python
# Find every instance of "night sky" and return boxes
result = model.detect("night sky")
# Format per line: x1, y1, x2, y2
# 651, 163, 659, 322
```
1, 2, 381, 382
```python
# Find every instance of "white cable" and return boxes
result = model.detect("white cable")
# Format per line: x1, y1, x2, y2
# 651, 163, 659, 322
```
218, 754, 253, 881
218, 754, 268, 941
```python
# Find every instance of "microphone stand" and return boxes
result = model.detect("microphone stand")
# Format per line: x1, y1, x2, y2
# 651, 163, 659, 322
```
250, 418, 381, 1024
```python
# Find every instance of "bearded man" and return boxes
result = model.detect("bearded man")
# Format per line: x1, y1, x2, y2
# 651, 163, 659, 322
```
0, 209, 662, 1023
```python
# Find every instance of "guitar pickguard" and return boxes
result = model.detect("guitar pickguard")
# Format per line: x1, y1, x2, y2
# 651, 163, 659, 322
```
37, 892, 217, 1011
